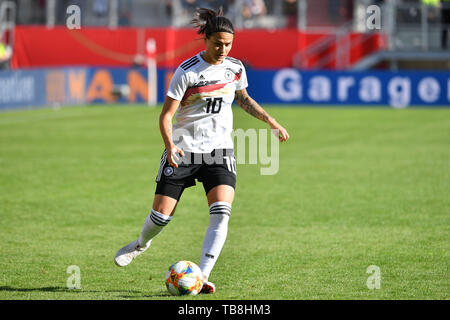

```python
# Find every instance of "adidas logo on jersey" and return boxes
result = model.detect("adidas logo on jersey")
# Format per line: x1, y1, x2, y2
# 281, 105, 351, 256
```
199, 74, 205, 80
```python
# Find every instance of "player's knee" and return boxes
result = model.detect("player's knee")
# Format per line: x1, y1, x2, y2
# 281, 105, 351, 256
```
152, 206, 174, 217
152, 194, 178, 216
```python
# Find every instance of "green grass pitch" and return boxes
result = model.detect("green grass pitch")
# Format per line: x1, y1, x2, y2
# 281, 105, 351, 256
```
0, 104, 448, 300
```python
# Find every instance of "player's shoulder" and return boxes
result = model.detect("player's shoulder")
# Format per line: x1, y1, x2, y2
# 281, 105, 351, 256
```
178, 54, 201, 72
225, 56, 244, 67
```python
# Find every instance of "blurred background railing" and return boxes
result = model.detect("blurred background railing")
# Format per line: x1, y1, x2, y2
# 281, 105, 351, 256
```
5, 0, 449, 41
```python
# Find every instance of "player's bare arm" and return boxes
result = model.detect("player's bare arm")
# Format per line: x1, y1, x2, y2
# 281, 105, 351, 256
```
159, 95, 185, 167
235, 88, 290, 142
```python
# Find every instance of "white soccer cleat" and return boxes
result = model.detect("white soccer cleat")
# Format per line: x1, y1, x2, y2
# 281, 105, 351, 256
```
200, 280, 216, 294
114, 240, 150, 267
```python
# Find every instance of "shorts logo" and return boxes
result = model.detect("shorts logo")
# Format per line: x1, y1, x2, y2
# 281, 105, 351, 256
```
164, 166, 174, 177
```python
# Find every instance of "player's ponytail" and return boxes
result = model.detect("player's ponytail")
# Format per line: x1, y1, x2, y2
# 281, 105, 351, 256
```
191, 8, 234, 38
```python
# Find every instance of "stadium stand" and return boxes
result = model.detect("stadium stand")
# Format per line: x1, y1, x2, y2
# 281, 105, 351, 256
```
3, 0, 448, 71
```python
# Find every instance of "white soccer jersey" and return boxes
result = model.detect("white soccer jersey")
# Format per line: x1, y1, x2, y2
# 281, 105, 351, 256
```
166, 51, 248, 153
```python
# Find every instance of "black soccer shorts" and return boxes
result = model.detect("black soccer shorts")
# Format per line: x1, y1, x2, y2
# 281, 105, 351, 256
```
155, 148, 237, 201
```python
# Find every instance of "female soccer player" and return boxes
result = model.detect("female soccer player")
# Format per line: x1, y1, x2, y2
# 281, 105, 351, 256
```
114, 7, 289, 294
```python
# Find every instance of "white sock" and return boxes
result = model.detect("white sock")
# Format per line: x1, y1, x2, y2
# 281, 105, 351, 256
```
138, 209, 172, 247
200, 201, 231, 281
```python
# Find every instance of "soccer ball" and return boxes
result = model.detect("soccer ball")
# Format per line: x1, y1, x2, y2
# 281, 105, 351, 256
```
165, 260, 204, 296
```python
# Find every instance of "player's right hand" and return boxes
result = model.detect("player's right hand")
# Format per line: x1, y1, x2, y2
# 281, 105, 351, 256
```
167, 146, 185, 168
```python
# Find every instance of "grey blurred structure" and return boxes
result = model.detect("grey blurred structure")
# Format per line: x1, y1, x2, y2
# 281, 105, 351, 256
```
1, 0, 450, 70
352, 0, 450, 70
0, 0, 15, 69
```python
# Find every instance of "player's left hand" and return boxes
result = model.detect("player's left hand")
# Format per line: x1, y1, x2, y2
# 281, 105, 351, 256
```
269, 121, 290, 142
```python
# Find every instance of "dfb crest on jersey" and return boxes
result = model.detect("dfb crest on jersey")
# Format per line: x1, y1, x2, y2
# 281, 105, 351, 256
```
224, 70, 233, 81
164, 166, 174, 177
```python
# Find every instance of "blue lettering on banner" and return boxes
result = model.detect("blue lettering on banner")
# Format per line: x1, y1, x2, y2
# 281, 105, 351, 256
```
246, 69, 449, 107
0, 68, 449, 109
0, 70, 46, 109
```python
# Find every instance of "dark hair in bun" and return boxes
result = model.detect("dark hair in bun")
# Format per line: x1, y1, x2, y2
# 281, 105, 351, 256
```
191, 7, 234, 39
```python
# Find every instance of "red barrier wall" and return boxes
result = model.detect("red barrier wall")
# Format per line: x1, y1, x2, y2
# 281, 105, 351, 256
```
11, 26, 385, 69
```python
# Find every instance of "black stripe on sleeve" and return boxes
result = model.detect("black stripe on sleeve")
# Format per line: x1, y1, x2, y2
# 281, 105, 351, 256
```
225, 56, 242, 66
181, 57, 200, 70
180, 56, 198, 69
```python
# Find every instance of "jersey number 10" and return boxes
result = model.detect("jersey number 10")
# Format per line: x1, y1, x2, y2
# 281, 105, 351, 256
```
205, 97, 223, 114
